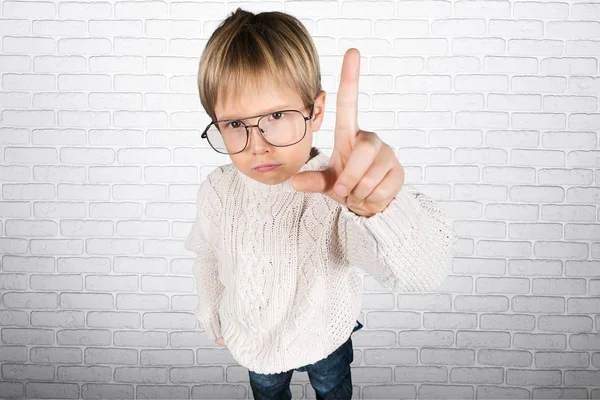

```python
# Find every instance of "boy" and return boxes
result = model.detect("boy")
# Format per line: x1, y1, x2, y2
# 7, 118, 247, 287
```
185, 8, 458, 400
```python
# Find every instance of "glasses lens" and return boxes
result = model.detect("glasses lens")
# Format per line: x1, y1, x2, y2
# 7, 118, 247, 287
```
206, 120, 247, 154
205, 110, 307, 154
258, 110, 306, 146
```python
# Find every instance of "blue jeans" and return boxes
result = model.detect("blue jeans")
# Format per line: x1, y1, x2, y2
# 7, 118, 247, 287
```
248, 321, 363, 400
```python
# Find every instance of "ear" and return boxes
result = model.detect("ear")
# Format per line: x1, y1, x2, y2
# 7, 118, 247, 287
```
309, 90, 326, 132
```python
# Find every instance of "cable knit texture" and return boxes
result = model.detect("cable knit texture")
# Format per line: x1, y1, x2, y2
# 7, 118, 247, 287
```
185, 146, 458, 374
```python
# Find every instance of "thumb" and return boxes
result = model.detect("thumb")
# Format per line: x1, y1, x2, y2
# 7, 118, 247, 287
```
291, 170, 331, 193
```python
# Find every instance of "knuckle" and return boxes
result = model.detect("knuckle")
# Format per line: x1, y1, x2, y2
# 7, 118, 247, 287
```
339, 174, 359, 188
348, 193, 364, 206
360, 137, 381, 155
357, 176, 376, 192
366, 188, 384, 203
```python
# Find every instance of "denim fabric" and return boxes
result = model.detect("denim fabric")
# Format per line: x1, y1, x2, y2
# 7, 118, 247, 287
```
248, 321, 363, 400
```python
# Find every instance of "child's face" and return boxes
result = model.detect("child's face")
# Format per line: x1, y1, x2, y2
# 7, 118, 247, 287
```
214, 74, 326, 186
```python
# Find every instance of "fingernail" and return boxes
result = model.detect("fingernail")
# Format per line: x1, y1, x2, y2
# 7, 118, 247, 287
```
334, 183, 347, 197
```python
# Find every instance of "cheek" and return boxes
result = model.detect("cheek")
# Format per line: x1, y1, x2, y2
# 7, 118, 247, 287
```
229, 155, 249, 171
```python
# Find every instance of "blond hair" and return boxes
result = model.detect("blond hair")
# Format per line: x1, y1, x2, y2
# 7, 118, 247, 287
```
198, 7, 322, 122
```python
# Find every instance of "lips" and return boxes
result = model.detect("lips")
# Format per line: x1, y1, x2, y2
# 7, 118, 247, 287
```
253, 164, 280, 172
253, 163, 280, 170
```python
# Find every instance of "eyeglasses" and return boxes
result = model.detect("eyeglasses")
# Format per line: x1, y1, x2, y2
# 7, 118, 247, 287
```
201, 104, 314, 155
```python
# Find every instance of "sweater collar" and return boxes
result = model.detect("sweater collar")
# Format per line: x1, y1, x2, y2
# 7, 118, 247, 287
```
237, 147, 329, 193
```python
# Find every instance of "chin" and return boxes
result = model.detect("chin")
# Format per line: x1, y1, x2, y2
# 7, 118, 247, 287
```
251, 170, 291, 185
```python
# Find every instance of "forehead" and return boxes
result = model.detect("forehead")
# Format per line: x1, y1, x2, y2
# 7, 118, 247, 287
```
215, 76, 302, 121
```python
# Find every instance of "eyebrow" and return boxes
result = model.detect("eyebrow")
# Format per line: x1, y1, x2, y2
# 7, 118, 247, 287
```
217, 104, 293, 122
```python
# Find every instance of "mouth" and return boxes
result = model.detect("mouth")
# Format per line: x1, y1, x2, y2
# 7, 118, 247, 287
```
253, 164, 281, 172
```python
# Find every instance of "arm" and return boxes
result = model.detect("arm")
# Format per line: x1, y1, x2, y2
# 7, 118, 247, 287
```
335, 184, 458, 292
185, 177, 224, 342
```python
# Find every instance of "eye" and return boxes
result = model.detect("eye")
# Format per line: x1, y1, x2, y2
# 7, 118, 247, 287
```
227, 120, 243, 129
270, 111, 284, 120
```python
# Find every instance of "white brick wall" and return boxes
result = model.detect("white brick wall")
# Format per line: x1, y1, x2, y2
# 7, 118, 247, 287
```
1, 0, 599, 399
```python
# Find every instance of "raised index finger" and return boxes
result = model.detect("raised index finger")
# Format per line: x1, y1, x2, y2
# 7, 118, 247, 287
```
335, 48, 360, 144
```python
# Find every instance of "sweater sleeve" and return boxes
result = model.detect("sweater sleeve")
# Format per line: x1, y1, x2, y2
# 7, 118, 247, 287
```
336, 184, 458, 292
184, 177, 224, 342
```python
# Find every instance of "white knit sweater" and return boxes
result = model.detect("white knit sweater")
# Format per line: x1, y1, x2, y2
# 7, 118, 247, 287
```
185, 146, 458, 374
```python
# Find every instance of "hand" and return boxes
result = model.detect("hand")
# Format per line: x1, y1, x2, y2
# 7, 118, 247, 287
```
291, 48, 405, 217
215, 337, 226, 346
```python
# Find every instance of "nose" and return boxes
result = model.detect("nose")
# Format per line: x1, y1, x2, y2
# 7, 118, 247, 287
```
246, 123, 271, 153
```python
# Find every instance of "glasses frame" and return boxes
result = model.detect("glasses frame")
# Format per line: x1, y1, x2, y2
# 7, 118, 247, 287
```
201, 104, 315, 155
